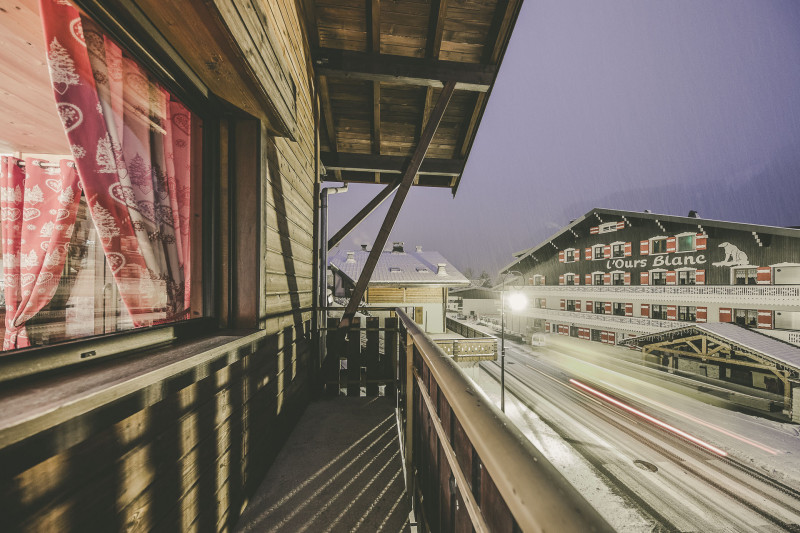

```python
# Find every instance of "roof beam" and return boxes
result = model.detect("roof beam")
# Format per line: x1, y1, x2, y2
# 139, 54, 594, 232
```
339, 81, 457, 328
313, 48, 495, 92
369, 0, 382, 183
328, 180, 400, 250
321, 152, 464, 176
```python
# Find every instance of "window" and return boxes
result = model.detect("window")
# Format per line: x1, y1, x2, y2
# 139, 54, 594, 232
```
594, 301, 605, 314
593, 246, 604, 259
612, 243, 625, 258
565, 273, 576, 285
613, 302, 625, 316
612, 272, 625, 285
677, 234, 696, 252
565, 249, 576, 262
651, 238, 668, 254
651, 304, 668, 320
566, 300, 576, 312
734, 309, 758, 328
678, 270, 696, 285
734, 268, 757, 285
0, 4, 204, 352
594, 273, 605, 285
651, 271, 667, 285
678, 306, 696, 322
535, 298, 546, 309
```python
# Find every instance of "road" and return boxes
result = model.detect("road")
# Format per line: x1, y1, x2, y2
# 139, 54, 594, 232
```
475, 337, 800, 532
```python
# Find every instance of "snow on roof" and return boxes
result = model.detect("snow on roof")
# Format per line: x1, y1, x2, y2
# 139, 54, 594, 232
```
695, 323, 800, 369
330, 248, 469, 286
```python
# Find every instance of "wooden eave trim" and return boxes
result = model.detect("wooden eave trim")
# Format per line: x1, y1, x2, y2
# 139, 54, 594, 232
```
313, 48, 496, 92
321, 152, 465, 176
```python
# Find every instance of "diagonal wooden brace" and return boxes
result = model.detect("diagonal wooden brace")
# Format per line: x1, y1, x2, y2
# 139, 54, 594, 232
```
338, 81, 457, 328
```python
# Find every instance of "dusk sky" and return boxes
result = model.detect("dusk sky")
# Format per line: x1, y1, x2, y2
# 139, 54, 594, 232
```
327, 0, 800, 278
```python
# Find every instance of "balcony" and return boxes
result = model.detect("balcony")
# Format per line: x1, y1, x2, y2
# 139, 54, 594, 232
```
523, 307, 695, 335
523, 284, 800, 309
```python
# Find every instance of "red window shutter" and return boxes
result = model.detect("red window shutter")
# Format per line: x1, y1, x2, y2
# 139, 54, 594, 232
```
719, 308, 732, 322
545, 321, 550, 330
601, 331, 608, 343
641, 303, 650, 316
585, 274, 592, 285
603, 245, 611, 258
696, 306, 707, 322
559, 250, 565, 263
616, 221, 625, 230
608, 332, 615, 344
604, 273, 611, 285
640, 271, 649, 285
625, 303, 633, 316
757, 267, 772, 284
695, 269, 705, 285
560, 298, 566, 310
604, 302, 612, 314
586, 300, 593, 311
559, 274, 564, 285
575, 300, 581, 312
624, 242, 632, 256
667, 305, 677, 320
757, 310, 773, 329
696, 234, 707, 250
666, 237, 676, 253
640, 240, 649, 255
574, 250, 580, 262
590, 226, 599, 234
624, 272, 631, 285
585, 247, 592, 260
574, 275, 580, 285
666, 271, 676, 285
541, 276, 546, 285
541, 298, 546, 308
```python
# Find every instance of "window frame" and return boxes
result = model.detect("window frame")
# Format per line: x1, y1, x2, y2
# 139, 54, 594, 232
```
650, 270, 667, 286
0, 0, 233, 380
611, 271, 625, 285
593, 272, 605, 286
677, 269, 696, 286
594, 301, 605, 314
650, 237, 668, 255
678, 305, 696, 322
733, 267, 758, 285
651, 304, 668, 320
611, 242, 625, 258
593, 245, 604, 260
675, 232, 696, 253
612, 302, 625, 316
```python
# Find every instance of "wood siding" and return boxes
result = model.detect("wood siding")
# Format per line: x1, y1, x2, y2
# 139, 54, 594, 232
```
367, 286, 445, 304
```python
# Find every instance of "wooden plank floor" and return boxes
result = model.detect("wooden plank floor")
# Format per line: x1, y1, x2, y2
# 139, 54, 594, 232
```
234, 396, 410, 533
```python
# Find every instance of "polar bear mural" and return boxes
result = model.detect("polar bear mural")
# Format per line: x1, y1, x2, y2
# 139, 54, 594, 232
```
712, 242, 749, 267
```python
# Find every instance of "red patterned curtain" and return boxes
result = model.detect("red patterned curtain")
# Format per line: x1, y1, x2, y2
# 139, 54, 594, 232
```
39, 0, 192, 324
1, 157, 81, 349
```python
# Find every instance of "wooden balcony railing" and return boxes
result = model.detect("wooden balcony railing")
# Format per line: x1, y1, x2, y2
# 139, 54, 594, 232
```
396, 309, 612, 532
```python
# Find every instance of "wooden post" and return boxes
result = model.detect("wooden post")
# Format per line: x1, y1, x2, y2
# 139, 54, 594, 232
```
386, 316, 399, 398
347, 317, 361, 396
366, 316, 380, 395
404, 329, 416, 510
324, 317, 340, 396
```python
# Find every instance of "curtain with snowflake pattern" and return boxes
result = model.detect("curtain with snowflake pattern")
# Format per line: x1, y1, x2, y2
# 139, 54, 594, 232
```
39, 0, 192, 325
1, 157, 82, 349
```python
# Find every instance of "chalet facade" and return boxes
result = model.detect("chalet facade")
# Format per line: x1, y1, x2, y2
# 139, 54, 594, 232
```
330, 243, 468, 333
504, 209, 800, 346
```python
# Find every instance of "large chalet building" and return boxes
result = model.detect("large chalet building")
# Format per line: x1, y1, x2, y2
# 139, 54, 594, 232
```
505, 209, 800, 346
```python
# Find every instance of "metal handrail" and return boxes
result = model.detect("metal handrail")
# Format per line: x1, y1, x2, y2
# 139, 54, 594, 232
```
397, 309, 613, 532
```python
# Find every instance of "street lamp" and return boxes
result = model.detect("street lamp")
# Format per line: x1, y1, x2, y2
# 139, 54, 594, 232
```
500, 270, 527, 412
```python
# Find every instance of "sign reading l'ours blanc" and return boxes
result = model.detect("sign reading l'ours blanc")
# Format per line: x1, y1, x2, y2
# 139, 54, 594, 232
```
606, 254, 707, 270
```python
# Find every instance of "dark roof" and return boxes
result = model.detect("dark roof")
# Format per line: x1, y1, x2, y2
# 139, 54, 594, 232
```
619, 323, 800, 372
502, 207, 800, 273
305, 0, 523, 193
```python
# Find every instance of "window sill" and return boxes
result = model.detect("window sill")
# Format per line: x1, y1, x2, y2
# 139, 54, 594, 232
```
0, 327, 265, 450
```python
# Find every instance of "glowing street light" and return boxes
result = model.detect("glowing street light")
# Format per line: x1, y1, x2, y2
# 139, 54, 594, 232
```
500, 270, 526, 412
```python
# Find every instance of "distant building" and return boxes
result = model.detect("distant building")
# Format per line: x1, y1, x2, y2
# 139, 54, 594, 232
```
504, 208, 800, 346
330, 242, 469, 333
448, 285, 499, 319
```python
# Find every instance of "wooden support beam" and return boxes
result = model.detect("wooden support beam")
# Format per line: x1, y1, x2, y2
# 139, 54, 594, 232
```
321, 152, 464, 176
426, 0, 448, 58
328, 180, 400, 250
369, 0, 382, 183
313, 48, 495, 92
339, 81, 457, 328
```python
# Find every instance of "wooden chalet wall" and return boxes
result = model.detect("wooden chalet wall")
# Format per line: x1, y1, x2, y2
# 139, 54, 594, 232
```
0, 0, 319, 531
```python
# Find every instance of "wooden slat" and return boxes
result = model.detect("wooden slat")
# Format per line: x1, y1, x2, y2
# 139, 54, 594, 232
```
314, 48, 495, 92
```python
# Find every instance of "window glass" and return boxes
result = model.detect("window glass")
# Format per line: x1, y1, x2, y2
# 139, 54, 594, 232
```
612, 272, 624, 285
651, 304, 668, 320
566, 299, 576, 311
677, 234, 695, 252
594, 246, 604, 259
612, 243, 624, 257
678, 306, 696, 321
594, 273, 604, 285
565, 249, 575, 262
678, 270, 696, 285
651, 238, 668, 254
734, 268, 757, 285
0, 3, 202, 351
565, 274, 575, 285
613, 302, 625, 316
594, 301, 604, 314
734, 308, 758, 327
651, 271, 666, 285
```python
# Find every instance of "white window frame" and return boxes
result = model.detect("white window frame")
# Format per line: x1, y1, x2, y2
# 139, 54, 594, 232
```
564, 272, 577, 286
591, 271, 605, 286
649, 236, 669, 255
610, 241, 626, 258
563, 248, 578, 263
676, 267, 696, 286
592, 244, 604, 260
610, 270, 625, 286
649, 268, 667, 286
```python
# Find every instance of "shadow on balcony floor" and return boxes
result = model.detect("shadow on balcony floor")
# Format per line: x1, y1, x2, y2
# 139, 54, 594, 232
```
234, 396, 410, 533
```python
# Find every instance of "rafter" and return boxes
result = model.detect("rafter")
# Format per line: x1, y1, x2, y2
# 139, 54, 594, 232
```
313, 48, 495, 92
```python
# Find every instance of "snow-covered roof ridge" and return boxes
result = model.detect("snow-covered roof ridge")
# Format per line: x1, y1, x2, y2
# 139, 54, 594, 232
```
330, 248, 470, 286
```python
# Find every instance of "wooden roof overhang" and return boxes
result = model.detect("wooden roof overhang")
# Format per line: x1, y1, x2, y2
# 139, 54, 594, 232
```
303, 0, 523, 193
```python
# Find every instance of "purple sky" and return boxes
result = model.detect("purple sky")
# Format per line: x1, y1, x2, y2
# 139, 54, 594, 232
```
327, 0, 800, 278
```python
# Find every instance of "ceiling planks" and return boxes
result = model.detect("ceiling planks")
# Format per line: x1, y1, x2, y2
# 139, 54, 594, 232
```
311, 0, 521, 192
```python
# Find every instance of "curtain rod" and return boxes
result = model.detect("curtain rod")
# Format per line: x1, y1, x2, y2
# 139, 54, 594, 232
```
14, 160, 77, 169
